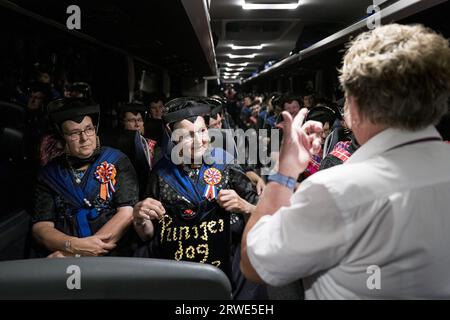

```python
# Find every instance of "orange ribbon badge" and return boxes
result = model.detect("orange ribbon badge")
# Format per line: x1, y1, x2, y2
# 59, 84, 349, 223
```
95, 161, 117, 201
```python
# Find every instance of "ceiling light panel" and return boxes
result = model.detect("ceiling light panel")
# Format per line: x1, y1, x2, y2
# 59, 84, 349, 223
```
227, 67, 244, 71
227, 53, 256, 59
226, 62, 249, 67
242, 0, 300, 10
231, 44, 265, 50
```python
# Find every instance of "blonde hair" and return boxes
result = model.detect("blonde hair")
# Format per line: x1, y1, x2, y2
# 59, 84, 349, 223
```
339, 24, 450, 130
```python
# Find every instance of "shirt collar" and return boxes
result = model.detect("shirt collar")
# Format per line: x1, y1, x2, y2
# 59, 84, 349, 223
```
346, 125, 442, 164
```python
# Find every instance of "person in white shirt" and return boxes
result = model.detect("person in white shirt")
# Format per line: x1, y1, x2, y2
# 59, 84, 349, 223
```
240, 23, 450, 299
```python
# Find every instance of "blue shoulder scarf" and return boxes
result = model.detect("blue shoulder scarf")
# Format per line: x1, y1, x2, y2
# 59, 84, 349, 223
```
39, 147, 124, 237
153, 148, 234, 211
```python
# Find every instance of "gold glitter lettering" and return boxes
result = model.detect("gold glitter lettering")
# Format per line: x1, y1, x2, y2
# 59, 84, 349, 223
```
207, 220, 217, 234
159, 215, 172, 244
200, 221, 208, 241
192, 226, 199, 239
175, 241, 183, 261
179, 226, 190, 241
172, 227, 178, 241
186, 246, 195, 259
211, 261, 221, 268
197, 244, 209, 263
166, 227, 172, 242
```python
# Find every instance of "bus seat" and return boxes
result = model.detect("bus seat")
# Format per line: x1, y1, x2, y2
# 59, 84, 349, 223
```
0, 126, 34, 211
0, 101, 26, 128
100, 129, 150, 198
0, 257, 232, 299
0, 209, 30, 261
0, 127, 27, 162
0, 126, 33, 261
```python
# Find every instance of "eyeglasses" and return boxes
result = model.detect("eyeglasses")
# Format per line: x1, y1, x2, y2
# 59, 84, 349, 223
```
125, 118, 144, 124
64, 126, 96, 141
176, 128, 209, 142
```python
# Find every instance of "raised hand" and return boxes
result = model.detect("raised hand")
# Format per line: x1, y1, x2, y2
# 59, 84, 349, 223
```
277, 108, 323, 178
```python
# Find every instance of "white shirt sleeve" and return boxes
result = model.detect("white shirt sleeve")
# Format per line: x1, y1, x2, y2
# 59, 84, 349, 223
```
246, 178, 349, 286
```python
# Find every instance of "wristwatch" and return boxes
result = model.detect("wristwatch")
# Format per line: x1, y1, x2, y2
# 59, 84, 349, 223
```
267, 172, 296, 190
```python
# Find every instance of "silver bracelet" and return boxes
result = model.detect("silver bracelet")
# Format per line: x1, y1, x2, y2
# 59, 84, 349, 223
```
64, 239, 72, 253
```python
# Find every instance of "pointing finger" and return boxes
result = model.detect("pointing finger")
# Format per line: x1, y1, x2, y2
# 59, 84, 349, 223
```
276, 111, 293, 137
292, 108, 308, 132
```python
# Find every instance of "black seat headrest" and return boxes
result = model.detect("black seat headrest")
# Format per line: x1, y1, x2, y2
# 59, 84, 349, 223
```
0, 127, 26, 162
0, 257, 232, 299
0, 101, 26, 128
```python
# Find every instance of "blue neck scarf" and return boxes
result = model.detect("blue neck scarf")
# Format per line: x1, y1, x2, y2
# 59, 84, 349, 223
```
39, 147, 123, 237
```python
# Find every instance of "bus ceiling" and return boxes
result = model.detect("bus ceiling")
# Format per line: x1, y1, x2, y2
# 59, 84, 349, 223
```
209, 0, 447, 85
0, 0, 217, 78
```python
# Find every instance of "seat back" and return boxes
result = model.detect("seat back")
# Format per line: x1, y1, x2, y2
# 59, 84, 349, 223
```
0, 127, 28, 162
100, 129, 150, 197
0, 127, 34, 212
0, 257, 232, 299
0, 210, 30, 261
0, 103, 36, 261
0, 101, 26, 128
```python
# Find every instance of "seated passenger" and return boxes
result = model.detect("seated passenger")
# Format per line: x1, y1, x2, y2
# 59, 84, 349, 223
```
30, 63, 61, 100
239, 95, 253, 129
133, 98, 267, 299
39, 99, 69, 167
209, 95, 234, 129
148, 95, 164, 120
208, 102, 224, 130
31, 98, 138, 258
114, 102, 160, 199
283, 95, 302, 118
144, 95, 166, 146
207, 100, 266, 195
39, 131, 65, 167
24, 83, 53, 167
319, 100, 359, 170
301, 105, 339, 178
119, 103, 159, 168
303, 94, 316, 110
68, 82, 92, 99
321, 98, 346, 158
39, 81, 93, 167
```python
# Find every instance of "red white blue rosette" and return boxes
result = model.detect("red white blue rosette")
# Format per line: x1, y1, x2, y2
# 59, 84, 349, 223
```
95, 161, 117, 201
203, 167, 222, 201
